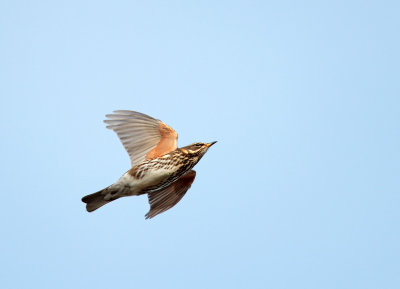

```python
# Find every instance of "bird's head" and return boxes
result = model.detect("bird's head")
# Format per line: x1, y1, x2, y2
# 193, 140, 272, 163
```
180, 141, 217, 159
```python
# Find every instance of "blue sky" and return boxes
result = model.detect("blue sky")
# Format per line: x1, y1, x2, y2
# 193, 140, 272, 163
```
1, 1, 399, 288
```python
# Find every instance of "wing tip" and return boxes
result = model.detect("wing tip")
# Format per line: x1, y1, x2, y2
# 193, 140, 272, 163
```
105, 110, 159, 120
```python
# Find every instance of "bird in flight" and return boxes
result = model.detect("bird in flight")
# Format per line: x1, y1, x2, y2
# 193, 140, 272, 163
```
81, 110, 216, 219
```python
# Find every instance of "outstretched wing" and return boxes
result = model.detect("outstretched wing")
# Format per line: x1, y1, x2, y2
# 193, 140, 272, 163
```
104, 110, 178, 167
145, 170, 196, 219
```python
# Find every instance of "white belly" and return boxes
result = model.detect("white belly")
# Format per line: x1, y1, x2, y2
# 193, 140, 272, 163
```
113, 167, 174, 195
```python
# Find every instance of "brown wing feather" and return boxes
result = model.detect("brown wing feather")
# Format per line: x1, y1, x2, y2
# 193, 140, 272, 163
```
145, 170, 196, 219
104, 110, 178, 167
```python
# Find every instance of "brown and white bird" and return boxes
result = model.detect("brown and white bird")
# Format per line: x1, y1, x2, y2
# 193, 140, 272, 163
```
81, 110, 216, 219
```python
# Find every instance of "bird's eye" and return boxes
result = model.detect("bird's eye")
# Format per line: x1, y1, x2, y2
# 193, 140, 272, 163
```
195, 143, 202, 147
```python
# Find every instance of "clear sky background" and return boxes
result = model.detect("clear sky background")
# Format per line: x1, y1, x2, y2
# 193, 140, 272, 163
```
1, 1, 399, 288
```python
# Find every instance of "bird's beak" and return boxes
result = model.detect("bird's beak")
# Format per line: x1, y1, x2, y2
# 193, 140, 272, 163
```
206, 141, 217, 148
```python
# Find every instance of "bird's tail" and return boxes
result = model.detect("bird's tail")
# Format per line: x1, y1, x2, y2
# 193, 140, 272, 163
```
82, 187, 120, 212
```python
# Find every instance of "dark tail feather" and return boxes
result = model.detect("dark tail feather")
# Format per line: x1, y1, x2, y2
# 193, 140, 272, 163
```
82, 187, 119, 212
